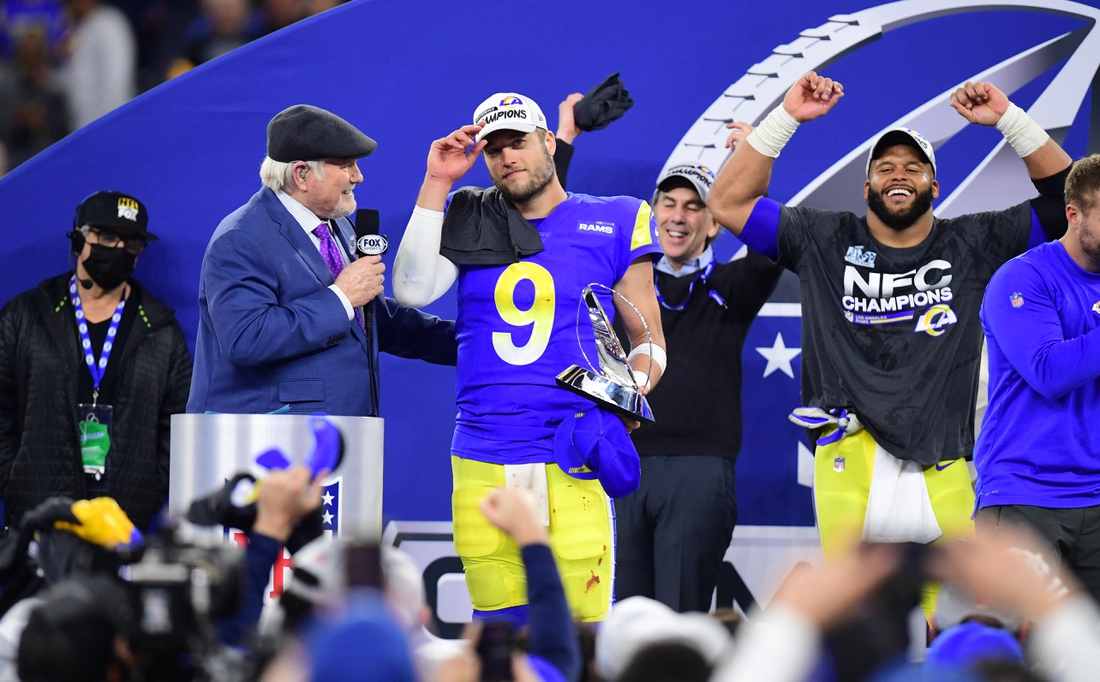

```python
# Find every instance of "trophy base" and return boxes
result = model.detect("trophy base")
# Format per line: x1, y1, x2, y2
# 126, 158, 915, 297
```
556, 365, 655, 424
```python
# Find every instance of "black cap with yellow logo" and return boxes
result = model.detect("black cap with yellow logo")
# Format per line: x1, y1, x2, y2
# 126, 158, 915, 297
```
74, 191, 156, 240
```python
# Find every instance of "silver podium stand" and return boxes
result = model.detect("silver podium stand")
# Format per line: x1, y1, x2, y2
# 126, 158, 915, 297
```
169, 414, 384, 538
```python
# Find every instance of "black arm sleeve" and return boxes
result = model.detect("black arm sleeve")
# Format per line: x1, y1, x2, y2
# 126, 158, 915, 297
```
1030, 164, 1071, 241
553, 140, 575, 192
0, 301, 21, 497
740, 250, 785, 322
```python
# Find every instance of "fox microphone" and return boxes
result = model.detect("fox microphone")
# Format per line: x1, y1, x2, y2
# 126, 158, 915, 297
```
353, 209, 386, 256
352, 209, 384, 416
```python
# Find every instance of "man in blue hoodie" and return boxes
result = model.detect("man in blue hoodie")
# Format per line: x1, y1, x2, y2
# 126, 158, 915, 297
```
975, 154, 1100, 602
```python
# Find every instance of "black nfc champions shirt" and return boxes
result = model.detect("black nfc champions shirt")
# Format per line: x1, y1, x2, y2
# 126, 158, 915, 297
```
741, 198, 1038, 465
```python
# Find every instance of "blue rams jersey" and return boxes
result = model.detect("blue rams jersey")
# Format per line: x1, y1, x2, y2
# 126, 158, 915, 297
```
451, 193, 662, 464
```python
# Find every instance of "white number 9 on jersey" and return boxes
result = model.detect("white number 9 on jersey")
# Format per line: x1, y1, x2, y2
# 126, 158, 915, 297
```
492, 262, 555, 365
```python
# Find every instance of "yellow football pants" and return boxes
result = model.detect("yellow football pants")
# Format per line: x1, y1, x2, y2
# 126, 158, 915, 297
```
813, 430, 974, 619
451, 456, 614, 622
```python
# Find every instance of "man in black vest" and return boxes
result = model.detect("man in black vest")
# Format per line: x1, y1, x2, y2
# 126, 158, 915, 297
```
614, 153, 784, 612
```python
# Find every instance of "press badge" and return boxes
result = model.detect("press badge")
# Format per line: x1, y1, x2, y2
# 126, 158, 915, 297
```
78, 403, 112, 490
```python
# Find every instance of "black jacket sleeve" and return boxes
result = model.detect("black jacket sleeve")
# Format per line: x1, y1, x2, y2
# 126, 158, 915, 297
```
734, 250, 785, 323
1030, 164, 1070, 241
374, 296, 457, 366
0, 299, 21, 496
158, 322, 192, 500
553, 140, 575, 192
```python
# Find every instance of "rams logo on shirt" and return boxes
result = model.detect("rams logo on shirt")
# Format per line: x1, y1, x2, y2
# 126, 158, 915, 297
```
913, 304, 957, 336
1093, 301, 1100, 315
578, 221, 615, 236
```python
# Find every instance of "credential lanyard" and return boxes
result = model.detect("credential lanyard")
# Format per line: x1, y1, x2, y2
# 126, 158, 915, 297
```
70, 275, 126, 406
654, 260, 726, 311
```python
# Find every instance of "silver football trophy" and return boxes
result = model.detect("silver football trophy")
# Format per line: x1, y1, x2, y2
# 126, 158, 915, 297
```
556, 286, 655, 423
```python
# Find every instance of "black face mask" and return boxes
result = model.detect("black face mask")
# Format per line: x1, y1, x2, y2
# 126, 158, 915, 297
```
81, 244, 136, 291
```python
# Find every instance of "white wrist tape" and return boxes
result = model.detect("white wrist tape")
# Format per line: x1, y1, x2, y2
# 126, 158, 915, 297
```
627, 343, 667, 375
995, 102, 1049, 158
745, 105, 800, 158
630, 370, 650, 392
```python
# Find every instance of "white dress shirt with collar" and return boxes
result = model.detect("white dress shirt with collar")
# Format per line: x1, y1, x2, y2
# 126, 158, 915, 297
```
275, 189, 355, 320
655, 245, 715, 277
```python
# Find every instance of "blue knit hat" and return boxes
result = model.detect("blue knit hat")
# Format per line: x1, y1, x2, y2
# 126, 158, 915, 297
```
925, 622, 1024, 670
308, 592, 415, 682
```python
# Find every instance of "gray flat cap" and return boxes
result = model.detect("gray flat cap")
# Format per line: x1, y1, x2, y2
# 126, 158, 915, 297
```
266, 105, 377, 162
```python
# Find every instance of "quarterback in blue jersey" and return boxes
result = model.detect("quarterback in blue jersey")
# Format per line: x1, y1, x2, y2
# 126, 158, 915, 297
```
394, 92, 666, 621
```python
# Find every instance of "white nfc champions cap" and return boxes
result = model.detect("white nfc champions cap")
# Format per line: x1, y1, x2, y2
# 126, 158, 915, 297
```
654, 163, 717, 203
866, 127, 937, 178
473, 92, 548, 143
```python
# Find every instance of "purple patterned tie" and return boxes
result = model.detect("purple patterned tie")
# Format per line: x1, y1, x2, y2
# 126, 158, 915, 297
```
313, 224, 364, 331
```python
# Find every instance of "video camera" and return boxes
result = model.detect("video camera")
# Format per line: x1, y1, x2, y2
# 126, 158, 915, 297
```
124, 527, 246, 682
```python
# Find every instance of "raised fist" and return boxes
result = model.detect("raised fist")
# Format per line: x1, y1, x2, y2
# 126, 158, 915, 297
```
556, 92, 584, 144
480, 487, 547, 546
253, 464, 326, 543
949, 81, 1010, 127
782, 71, 844, 123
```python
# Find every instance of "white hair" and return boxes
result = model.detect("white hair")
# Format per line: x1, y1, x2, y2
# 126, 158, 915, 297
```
259, 156, 326, 192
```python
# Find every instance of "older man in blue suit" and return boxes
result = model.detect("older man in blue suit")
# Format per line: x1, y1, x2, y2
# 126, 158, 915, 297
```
188, 105, 455, 416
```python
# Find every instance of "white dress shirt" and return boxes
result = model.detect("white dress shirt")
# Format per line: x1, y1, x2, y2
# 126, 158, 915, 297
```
275, 190, 355, 320
655, 245, 715, 277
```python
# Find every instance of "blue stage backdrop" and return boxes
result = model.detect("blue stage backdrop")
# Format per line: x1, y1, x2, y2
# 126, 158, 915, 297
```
0, 0, 1095, 526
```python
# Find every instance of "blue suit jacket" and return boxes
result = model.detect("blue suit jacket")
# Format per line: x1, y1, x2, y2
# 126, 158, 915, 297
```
187, 188, 456, 416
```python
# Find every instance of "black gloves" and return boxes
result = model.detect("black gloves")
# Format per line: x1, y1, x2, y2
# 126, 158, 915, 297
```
19, 497, 80, 532
573, 73, 634, 132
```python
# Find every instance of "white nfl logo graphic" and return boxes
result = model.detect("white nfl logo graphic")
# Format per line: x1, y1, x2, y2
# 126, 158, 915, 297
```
844, 245, 876, 268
